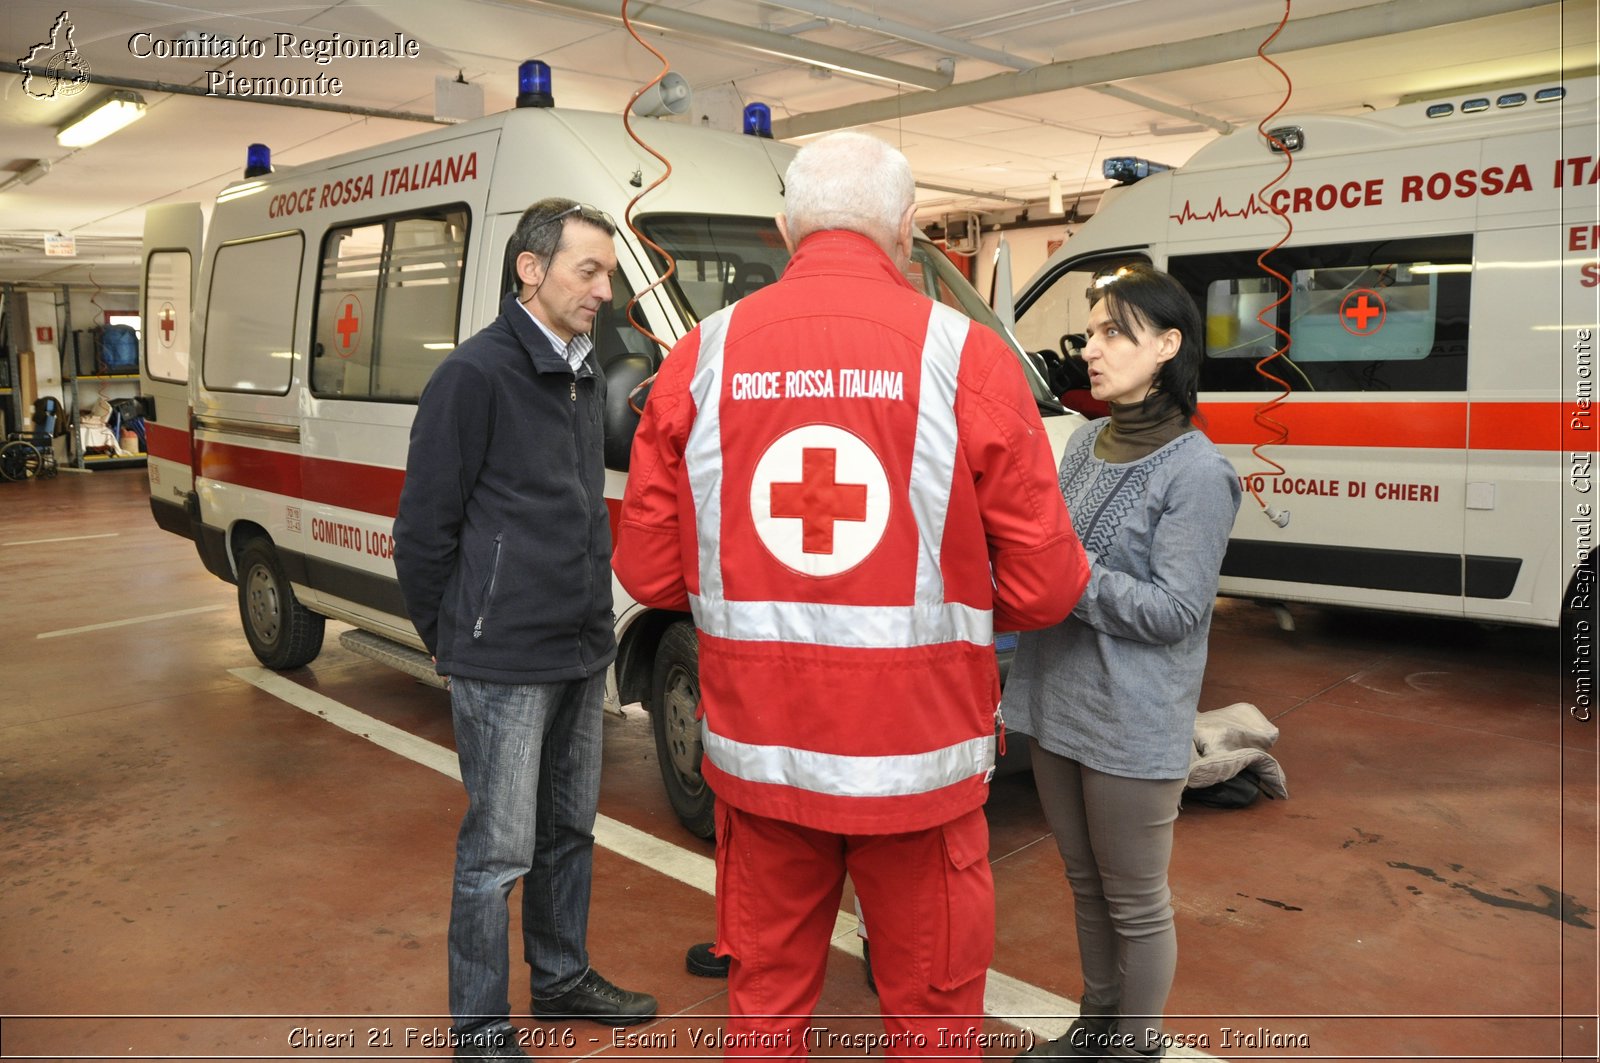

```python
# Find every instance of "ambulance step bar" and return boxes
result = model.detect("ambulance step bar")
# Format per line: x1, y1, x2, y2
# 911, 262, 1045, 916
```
338, 629, 450, 690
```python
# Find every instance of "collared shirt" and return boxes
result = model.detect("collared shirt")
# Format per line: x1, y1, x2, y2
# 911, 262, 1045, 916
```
517, 296, 594, 373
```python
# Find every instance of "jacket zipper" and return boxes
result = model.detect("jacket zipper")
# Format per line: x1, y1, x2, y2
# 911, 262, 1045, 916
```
472, 533, 503, 639
574, 372, 595, 669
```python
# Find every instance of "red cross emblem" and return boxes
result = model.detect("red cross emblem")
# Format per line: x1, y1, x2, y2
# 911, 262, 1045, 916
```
750, 424, 889, 576
1339, 288, 1386, 336
158, 302, 176, 346
335, 295, 363, 356
769, 448, 868, 555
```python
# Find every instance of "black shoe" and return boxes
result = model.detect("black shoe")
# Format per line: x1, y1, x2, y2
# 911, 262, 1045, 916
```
532, 968, 658, 1027
453, 1025, 528, 1061
686, 941, 730, 978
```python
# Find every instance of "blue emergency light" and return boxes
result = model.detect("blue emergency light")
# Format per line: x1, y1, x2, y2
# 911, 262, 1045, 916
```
244, 143, 272, 178
517, 60, 554, 108
1102, 156, 1170, 185
742, 102, 773, 138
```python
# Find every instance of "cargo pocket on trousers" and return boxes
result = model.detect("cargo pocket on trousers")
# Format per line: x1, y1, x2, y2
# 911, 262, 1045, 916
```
934, 807, 994, 991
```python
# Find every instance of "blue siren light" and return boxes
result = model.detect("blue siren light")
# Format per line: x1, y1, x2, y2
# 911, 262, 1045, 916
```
1102, 156, 1169, 185
517, 60, 554, 108
244, 143, 272, 178
743, 102, 773, 138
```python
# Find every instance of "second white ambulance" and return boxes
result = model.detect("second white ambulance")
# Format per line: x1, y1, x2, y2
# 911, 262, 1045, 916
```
1014, 76, 1598, 631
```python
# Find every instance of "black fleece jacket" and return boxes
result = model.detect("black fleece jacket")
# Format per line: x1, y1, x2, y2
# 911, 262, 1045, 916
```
394, 293, 616, 683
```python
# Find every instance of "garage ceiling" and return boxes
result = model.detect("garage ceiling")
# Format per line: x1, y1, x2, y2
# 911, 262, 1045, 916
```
0, 0, 1592, 288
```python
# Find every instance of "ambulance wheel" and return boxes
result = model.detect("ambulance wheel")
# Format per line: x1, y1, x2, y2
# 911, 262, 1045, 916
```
237, 538, 325, 670
651, 620, 715, 839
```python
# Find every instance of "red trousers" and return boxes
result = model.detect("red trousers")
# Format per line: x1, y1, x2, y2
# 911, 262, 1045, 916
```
713, 802, 994, 1059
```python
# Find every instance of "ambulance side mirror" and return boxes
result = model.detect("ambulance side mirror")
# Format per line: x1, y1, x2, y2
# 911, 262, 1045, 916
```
602, 353, 653, 471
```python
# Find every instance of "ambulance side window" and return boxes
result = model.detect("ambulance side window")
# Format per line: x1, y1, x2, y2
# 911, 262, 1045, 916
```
312, 206, 468, 402
1015, 254, 1150, 359
203, 233, 303, 395
1170, 235, 1471, 392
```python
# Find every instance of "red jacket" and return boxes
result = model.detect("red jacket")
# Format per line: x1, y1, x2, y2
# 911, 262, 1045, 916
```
614, 231, 1088, 834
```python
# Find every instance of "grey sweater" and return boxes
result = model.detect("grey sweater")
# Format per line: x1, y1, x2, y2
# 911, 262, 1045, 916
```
1001, 419, 1241, 779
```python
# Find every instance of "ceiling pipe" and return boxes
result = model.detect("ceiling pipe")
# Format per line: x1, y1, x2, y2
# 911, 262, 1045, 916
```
916, 181, 1031, 206
1088, 83, 1233, 135
758, 0, 1037, 71
0, 61, 447, 125
774, 0, 1551, 137
521, 0, 951, 90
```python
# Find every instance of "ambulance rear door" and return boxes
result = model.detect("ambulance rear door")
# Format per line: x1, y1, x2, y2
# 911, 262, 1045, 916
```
140, 202, 202, 539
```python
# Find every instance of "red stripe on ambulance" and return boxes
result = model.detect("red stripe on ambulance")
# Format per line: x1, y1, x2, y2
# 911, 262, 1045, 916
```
1199, 401, 1576, 451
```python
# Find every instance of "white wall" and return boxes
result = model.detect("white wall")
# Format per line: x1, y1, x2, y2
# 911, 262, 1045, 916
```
972, 224, 1078, 303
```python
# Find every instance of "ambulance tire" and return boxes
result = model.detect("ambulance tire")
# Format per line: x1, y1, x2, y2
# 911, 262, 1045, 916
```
237, 538, 326, 670
651, 620, 715, 839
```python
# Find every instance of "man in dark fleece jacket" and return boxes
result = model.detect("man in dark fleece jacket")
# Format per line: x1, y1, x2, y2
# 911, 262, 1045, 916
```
394, 198, 655, 1062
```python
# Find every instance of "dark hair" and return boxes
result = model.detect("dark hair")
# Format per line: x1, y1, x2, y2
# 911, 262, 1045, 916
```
1089, 263, 1202, 419
507, 198, 616, 281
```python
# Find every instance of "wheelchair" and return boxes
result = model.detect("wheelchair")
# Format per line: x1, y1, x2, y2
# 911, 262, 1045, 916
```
1, 397, 63, 482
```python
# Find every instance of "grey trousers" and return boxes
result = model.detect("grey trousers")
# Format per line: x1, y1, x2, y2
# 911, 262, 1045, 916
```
1029, 740, 1185, 1056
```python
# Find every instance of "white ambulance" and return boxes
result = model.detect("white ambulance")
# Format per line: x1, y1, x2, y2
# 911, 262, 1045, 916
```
1013, 77, 1598, 630
140, 71, 1078, 837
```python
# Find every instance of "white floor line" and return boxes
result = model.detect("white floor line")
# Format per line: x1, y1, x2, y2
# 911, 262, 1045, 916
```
229, 664, 1223, 1057
5, 531, 119, 546
37, 603, 231, 639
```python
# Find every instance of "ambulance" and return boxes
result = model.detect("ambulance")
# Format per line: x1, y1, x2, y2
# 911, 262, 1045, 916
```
139, 66, 1080, 837
1012, 76, 1598, 631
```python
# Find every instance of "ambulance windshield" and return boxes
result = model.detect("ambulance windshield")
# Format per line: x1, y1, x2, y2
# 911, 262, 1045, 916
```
637, 214, 1060, 411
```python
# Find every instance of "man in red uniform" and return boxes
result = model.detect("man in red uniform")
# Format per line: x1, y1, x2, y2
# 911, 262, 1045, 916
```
613, 131, 1089, 1057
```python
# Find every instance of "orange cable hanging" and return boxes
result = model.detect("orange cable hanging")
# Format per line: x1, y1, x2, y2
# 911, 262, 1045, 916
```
619, 0, 679, 411
1246, 0, 1296, 525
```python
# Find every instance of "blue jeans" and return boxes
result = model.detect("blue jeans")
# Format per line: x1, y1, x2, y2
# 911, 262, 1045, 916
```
447, 671, 605, 1032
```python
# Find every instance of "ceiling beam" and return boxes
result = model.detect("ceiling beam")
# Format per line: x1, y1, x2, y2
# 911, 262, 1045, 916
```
522, 0, 952, 90
773, 0, 1554, 137
758, 0, 1037, 71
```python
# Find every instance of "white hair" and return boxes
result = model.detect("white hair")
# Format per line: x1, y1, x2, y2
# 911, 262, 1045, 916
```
783, 131, 915, 247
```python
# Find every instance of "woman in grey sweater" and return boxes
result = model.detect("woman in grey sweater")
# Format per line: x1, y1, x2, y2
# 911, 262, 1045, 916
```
1005, 265, 1241, 1061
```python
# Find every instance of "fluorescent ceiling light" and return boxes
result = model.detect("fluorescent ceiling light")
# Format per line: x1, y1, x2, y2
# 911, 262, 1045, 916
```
58, 91, 147, 148
1047, 174, 1064, 216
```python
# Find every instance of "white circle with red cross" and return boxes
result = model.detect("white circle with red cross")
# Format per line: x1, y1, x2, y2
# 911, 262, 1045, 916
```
750, 423, 890, 577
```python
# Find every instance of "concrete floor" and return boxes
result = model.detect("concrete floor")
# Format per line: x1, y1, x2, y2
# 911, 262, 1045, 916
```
1, 467, 1595, 1062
